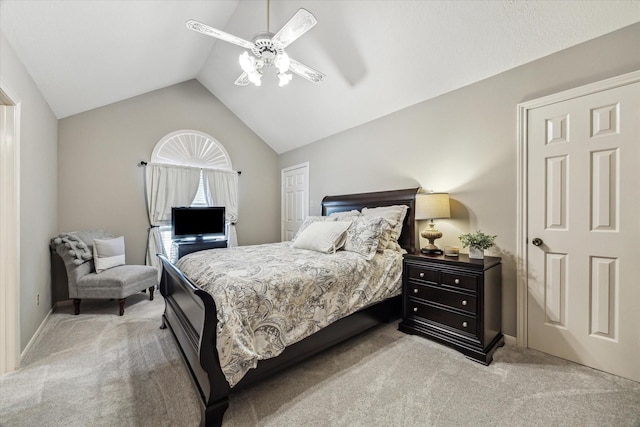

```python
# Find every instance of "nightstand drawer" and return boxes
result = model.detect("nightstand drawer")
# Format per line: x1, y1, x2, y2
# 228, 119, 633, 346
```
407, 285, 477, 314
441, 271, 477, 292
407, 265, 438, 283
408, 301, 477, 335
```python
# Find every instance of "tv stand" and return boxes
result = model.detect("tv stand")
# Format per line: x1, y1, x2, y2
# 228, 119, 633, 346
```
174, 239, 227, 260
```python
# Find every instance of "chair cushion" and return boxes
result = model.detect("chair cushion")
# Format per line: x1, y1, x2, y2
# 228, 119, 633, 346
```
76, 265, 157, 299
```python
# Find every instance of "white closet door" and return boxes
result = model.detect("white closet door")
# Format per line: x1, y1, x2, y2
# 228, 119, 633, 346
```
281, 163, 309, 241
527, 81, 640, 382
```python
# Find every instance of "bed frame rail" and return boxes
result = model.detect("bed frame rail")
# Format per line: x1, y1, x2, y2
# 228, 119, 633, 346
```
159, 255, 230, 425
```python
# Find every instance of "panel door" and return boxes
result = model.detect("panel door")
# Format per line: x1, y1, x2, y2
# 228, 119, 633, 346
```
527, 82, 640, 382
281, 163, 309, 241
0, 103, 20, 374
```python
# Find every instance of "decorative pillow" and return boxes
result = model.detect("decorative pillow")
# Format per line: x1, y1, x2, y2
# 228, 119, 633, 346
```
93, 236, 125, 273
292, 216, 336, 242
291, 221, 351, 254
361, 205, 408, 243
376, 222, 394, 252
342, 216, 391, 260
328, 209, 361, 219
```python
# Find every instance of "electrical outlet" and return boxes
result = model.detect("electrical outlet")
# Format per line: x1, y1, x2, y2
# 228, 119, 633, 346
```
36, 293, 40, 306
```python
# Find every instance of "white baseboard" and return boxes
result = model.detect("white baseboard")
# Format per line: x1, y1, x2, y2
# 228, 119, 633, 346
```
21, 306, 54, 361
504, 334, 517, 346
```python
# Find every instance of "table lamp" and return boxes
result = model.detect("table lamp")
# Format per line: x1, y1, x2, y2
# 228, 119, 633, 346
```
415, 193, 451, 254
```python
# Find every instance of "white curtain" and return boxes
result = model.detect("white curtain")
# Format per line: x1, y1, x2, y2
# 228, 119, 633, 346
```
145, 163, 201, 273
203, 168, 239, 247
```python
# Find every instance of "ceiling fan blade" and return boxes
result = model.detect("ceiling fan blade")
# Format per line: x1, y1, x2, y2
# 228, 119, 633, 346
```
234, 72, 250, 86
288, 58, 325, 84
271, 8, 317, 49
186, 19, 254, 50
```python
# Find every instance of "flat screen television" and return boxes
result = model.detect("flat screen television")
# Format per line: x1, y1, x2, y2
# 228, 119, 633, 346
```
171, 206, 226, 241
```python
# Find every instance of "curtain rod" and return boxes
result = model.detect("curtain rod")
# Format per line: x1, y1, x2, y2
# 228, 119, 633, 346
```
138, 161, 241, 175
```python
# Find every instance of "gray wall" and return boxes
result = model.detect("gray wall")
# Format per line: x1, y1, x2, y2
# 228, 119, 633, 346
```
58, 79, 280, 266
279, 23, 640, 337
6, 19, 639, 353
0, 34, 59, 351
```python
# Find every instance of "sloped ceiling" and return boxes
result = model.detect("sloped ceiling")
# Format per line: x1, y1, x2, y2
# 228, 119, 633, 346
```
1, 1, 639, 153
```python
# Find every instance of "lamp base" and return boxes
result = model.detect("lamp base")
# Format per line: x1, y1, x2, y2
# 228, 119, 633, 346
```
420, 221, 444, 256
420, 247, 443, 255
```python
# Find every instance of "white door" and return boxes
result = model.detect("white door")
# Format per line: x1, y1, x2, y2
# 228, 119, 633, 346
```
527, 80, 640, 382
281, 163, 309, 241
0, 94, 21, 374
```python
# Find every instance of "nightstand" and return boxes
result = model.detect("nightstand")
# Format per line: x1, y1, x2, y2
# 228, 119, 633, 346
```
398, 252, 504, 364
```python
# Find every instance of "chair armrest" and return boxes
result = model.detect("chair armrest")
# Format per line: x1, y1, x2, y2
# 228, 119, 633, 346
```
51, 230, 112, 297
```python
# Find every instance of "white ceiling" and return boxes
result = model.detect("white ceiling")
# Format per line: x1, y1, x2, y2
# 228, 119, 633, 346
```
1, 1, 639, 153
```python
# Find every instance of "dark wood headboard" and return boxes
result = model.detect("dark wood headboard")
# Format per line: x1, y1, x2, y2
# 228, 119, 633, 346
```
321, 187, 419, 253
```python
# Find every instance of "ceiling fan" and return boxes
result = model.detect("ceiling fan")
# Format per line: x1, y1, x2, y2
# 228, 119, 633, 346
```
186, 1, 326, 87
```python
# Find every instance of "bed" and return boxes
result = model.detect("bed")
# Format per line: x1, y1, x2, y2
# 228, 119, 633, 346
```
158, 187, 418, 426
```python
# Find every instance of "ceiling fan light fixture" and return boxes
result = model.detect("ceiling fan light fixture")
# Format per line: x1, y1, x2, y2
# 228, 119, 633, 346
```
240, 52, 264, 86
248, 71, 262, 86
278, 72, 292, 87
239, 51, 256, 74
275, 52, 290, 73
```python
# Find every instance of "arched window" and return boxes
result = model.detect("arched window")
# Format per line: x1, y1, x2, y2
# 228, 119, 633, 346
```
151, 129, 232, 169
150, 130, 233, 255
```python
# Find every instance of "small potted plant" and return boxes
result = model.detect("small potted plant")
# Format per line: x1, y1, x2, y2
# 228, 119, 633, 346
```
458, 230, 497, 259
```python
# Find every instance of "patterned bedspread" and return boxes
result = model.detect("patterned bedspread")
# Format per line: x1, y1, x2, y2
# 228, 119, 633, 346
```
176, 242, 403, 387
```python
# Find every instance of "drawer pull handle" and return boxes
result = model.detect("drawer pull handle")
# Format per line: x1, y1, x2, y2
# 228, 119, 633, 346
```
462, 300, 467, 306
413, 307, 418, 312
419, 272, 425, 278
454, 278, 460, 284
462, 321, 468, 328
413, 288, 419, 294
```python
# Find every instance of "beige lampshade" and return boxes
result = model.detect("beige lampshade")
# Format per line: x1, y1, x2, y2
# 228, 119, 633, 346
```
415, 193, 451, 220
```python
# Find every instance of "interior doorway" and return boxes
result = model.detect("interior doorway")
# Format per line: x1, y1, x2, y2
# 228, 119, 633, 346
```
281, 162, 309, 241
0, 80, 21, 374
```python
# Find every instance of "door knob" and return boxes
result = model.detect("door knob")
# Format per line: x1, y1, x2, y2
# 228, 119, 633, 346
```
532, 238, 543, 246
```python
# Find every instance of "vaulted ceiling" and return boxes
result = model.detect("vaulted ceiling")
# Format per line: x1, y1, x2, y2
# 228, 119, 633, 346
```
1, 1, 638, 153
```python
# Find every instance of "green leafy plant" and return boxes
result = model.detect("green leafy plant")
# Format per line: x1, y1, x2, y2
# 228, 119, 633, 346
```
458, 230, 497, 250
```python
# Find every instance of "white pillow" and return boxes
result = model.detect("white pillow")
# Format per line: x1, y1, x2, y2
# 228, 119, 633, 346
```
328, 209, 361, 219
292, 216, 336, 242
93, 236, 125, 273
343, 216, 391, 260
361, 205, 408, 243
291, 221, 351, 254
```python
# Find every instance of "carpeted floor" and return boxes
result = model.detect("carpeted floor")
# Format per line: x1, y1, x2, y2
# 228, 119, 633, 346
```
1, 294, 639, 427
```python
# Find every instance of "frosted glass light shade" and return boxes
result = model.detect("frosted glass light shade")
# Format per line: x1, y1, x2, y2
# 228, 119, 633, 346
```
275, 53, 290, 73
248, 72, 262, 86
239, 52, 255, 73
278, 72, 292, 86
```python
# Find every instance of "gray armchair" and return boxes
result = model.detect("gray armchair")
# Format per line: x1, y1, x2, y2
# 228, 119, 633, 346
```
50, 230, 157, 316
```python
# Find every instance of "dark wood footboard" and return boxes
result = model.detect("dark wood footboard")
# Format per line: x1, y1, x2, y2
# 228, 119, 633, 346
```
159, 255, 230, 426
158, 187, 418, 426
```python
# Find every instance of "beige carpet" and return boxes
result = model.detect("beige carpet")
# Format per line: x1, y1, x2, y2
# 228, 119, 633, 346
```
1, 294, 639, 427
